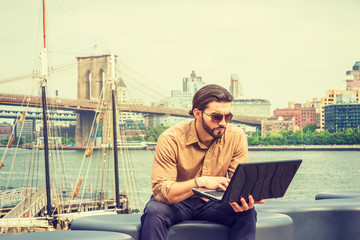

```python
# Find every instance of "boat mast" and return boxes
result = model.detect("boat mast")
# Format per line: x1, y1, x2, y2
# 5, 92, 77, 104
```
110, 54, 121, 209
41, 0, 52, 217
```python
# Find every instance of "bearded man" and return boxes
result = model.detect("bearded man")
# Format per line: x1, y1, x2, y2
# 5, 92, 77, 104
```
140, 84, 262, 240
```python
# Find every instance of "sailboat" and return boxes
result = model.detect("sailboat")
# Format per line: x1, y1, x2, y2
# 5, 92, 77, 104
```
0, 0, 141, 233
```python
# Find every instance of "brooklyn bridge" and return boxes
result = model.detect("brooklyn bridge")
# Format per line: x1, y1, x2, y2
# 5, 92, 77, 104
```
0, 55, 264, 146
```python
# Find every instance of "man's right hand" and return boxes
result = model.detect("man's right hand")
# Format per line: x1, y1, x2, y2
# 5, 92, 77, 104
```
196, 176, 230, 191
167, 176, 230, 204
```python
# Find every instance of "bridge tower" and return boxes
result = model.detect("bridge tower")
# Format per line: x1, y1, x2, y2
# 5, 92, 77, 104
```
76, 55, 119, 147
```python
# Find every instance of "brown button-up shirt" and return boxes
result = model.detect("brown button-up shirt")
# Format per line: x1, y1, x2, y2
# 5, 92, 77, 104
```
151, 119, 249, 204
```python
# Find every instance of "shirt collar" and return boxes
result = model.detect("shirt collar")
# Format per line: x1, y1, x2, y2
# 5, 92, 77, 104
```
186, 119, 199, 146
186, 119, 225, 147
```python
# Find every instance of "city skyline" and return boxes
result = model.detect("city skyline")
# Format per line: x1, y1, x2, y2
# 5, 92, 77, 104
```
1, 0, 360, 112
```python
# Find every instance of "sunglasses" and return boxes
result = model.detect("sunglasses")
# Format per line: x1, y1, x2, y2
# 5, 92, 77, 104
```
202, 111, 233, 123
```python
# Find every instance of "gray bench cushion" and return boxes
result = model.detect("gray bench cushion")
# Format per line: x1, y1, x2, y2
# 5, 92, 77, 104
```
71, 211, 293, 240
71, 214, 142, 239
167, 212, 293, 240
256, 199, 360, 240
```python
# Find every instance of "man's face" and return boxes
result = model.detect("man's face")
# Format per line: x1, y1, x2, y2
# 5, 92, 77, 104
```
201, 101, 232, 139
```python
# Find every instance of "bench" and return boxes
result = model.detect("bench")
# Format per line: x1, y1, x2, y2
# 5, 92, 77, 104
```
256, 198, 360, 240
0, 230, 134, 240
315, 190, 360, 200
70, 211, 294, 240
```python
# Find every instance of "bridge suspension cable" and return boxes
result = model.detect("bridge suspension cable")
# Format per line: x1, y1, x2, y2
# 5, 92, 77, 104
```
116, 61, 170, 102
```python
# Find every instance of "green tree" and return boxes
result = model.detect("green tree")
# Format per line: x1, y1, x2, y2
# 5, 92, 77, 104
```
127, 135, 144, 142
145, 126, 170, 142
303, 124, 318, 132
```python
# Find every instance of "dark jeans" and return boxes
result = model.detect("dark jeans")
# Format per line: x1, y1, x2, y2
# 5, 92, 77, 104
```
140, 197, 257, 240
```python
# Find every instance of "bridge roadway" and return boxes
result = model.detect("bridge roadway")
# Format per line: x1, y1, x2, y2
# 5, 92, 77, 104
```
0, 109, 76, 121
0, 93, 263, 126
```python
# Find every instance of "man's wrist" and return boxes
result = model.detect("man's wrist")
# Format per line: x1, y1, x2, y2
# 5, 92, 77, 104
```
194, 177, 200, 188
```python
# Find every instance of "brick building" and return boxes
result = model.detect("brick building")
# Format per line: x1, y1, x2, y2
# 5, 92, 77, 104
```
261, 118, 295, 137
274, 104, 316, 129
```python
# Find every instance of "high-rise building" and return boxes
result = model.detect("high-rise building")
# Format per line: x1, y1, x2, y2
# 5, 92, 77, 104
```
324, 93, 360, 132
229, 74, 243, 99
320, 89, 360, 129
346, 61, 360, 91
228, 74, 270, 118
156, 71, 205, 127
182, 71, 206, 95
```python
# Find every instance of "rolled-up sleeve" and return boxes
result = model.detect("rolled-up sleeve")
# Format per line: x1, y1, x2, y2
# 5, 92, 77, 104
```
151, 134, 178, 204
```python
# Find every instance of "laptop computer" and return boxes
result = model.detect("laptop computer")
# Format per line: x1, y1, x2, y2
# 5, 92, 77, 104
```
192, 159, 302, 203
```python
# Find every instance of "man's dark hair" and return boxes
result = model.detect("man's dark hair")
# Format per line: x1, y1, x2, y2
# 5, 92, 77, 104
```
189, 84, 234, 115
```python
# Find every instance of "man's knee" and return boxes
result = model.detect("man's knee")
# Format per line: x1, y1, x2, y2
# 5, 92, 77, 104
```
141, 198, 172, 226
144, 199, 171, 217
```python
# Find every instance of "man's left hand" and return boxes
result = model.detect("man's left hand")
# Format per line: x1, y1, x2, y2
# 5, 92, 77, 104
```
229, 195, 265, 212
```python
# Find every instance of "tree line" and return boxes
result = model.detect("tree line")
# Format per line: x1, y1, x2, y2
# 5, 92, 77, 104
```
3, 125, 358, 147
247, 125, 360, 146
129, 124, 360, 146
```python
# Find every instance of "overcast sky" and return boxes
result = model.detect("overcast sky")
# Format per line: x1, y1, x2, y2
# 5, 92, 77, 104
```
1, 0, 359, 111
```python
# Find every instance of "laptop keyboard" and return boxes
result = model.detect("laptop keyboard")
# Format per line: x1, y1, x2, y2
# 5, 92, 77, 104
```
204, 190, 224, 198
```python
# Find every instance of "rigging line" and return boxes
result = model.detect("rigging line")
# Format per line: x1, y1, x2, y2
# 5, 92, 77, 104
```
4, 114, 28, 190
103, 147, 111, 199
45, 95, 69, 190
48, 61, 77, 73
120, 74, 167, 101
120, 144, 139, 208
0, 61, 76, 85
23, 135, 33, 187
121, 144, 140, 211
121, 78, 163, 102
53, 0, 111, 54
94, 147, 104, 200
68, 84, 106, 212
33, 4, 43, 71
123, 105, 147, 210
0, 73, 33, 85
26, 148, 37, 194
77, 140, 95, 211
118, 148, 130, 208
0, 96, 32, 185
94, 102, 110, 199
49, 147, 63, 215
119, 70, 168, 99
48, 50, 106, 57
44, 93, 68, 213
55, 134, 69, 194
104, 107, 116, 198
117, 60, 170, 95
93, 115, 107, 199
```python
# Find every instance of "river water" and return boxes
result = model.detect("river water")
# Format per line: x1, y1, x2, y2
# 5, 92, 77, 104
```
0, 148, 359, 210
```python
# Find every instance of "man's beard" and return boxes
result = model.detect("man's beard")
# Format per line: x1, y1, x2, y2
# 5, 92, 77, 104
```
202, 117, 225, 139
